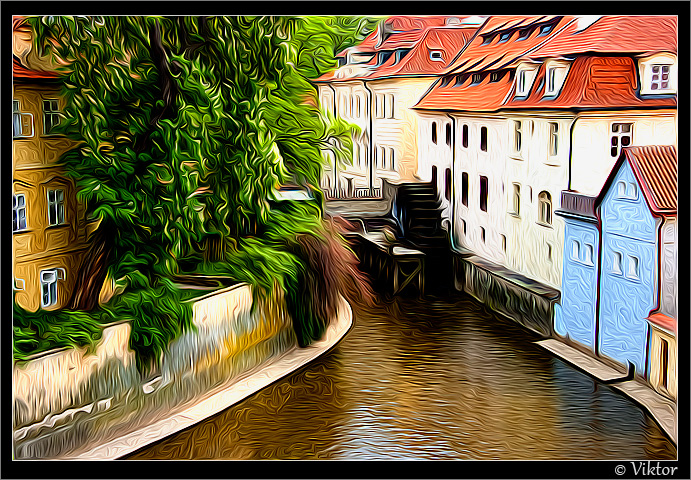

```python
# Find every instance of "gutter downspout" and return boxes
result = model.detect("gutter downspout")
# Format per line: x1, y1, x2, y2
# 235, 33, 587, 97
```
363, 80, 375, 195
594, 206, 603, 357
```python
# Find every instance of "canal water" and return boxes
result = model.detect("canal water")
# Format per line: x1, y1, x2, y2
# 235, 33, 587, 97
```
125, 292, 676, 460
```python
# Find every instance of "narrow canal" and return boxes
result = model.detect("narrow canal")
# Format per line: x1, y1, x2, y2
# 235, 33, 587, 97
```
125, 292, 676, 460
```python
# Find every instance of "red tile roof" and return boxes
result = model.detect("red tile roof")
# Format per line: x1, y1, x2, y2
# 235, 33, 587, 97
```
624, 145, 677, 214
647, 312, 676, 334
415, 55, 676, 112
503, 56, 677, 110
13, 55, 59, 80
443, 15, 574, 74
595, 145, 677, 215
528, 15, 678, 58
317, 25, 479, 83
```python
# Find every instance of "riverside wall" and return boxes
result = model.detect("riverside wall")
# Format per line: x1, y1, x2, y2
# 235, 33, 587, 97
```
12, 283, 298, 459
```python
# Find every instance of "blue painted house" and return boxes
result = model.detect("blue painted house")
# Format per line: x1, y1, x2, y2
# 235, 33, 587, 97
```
556, 145, 677, 378
554, 192, 599, 351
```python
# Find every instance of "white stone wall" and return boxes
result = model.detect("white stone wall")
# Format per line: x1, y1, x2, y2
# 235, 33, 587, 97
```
660, 217, 677, 319
417, 111, 454, 223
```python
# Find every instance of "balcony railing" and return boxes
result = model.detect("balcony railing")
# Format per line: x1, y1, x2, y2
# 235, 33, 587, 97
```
324, 187, 382, 200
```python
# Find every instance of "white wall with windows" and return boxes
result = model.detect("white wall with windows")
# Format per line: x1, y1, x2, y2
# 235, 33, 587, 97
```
570, 112, 677, 196
638, 53, 677, 96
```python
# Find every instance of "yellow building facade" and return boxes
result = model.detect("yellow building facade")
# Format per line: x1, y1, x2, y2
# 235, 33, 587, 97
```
13, 24, 91, 312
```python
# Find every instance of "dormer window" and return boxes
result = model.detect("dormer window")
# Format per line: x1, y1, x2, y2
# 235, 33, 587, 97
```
471, 73, 482, 85
538, 23, 554, 36
639, 55, 676, 95
498, 31, 512, 43
490, 71, 505, 83
430, 50, 444, 62
517, 28, 531, 40
543, 60, 570, 97
517, 70, 527, 94
547, 68, 556, 93
441, 76, 453, 87
481, 35, 492, 45
454, 74, 465, 87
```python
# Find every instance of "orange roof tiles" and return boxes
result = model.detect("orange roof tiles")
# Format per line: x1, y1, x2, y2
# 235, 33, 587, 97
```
502, 56, 677, 110
647, 312, 676, 334
415, 70, 514, 112
624, 145, 677, 214
444, 16, 574, 74
528, 15, 678, 58
13, 55, 58, 80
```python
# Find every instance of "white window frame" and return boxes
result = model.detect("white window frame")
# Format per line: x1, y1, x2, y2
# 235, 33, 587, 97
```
40, 268, 65, 308
386, 94, 395, 119
13, 100, 34, 138
47, 188, 66, 226
610, 123, 632, 158
430, 50, 443, 62
639, 55, 677, 95
375, 93, 384, 119
388, 147, 395, 171
571, 240, 580, 261
13, 193, 28, 232
584, 243, 594, 266
515, 63, 539, 97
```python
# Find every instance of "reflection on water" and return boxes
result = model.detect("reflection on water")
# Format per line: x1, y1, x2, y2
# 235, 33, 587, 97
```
125, 293, 676, 460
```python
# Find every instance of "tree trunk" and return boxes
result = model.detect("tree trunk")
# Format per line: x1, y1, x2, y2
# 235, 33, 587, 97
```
67, 221, 114, 311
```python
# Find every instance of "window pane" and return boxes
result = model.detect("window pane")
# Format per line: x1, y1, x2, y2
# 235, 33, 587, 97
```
621, 124, 631, 133
48, 190, 55, 203
661, 81, 668, 89
652, 65, 659, 73
652, 83, 659, 90
57, 189, 64, 201
585, 244, 593, 264
58, 203, 65, 223
50, 281, 57, 305
572, 240, 580, 260
612, 124, 619, 133
661, 65, 669, 73
621, 136, 631, 146
611, 137, 618, 146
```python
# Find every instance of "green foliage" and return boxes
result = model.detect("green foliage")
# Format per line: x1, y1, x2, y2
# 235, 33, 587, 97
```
13, 303, 105, 362
27, 16, 376, 364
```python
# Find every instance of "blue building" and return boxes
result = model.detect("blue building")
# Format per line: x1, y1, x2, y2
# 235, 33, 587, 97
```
556, 145, 677, 378
554, 193, 599, 351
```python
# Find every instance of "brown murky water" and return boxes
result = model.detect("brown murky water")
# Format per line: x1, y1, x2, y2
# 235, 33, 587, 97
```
125, 293, 676, 460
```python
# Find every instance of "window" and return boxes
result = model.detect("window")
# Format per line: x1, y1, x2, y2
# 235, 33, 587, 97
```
430, 50, 443, 61
547, 243, 553, 262
549, 122, 559, 156
651, 65, 670, 91
379, 146, 386, 169
40, 268, 65, 308
481, 35, 492, 45
627, 255, 639, 279
517, 28, 531, 40
355, 96, 361, 118
501, 234, 507, 252
490, 71, 501, 82
375, 93, 384, 118
611, 123, 632, 157
612, 251, 623, 274
584, 244, 594, 265
479, 176, 488, 212
538, 24, 554, 36
13, 278, 26, 291
480, 126, 488, 152
461, 172, 469, 206
571, 240, 580, 260
445, 123, 452, 146
498, 31, 511, 43
617, 181, 638, 200
389, 148, 395, 170
454, 74, 464, 87
13, 194, 28, 232
461, 219, 467, 235
480, 227, 486, 243
441, 76, 453, 87
432, 122, 437, 144
386, 94, 395, 119
47, 189, 65, 226
660, 338, 669, 390
511, 184, 520, 216
546, 68, 556, 94
462, 124, 469, 148
538, 191, 552, 225
471, 73, 482, 85
444, 168, 452, 201
517, 70, 527, 95
13, 100, 34, 138
514, 120, 522, 153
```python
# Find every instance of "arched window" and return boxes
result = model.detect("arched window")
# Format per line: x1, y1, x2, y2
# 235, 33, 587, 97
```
432, 122, 437, 144
538, 191, 552, 225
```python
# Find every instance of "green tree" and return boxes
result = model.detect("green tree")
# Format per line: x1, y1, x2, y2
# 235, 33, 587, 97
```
28, 15, 375, 364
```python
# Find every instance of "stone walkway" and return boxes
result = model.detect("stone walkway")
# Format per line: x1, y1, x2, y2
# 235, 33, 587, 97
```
61, 298, 353, 460
536, 339, 677, 445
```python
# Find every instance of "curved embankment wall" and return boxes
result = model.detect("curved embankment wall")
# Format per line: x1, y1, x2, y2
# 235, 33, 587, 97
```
12, 283, 300, 459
